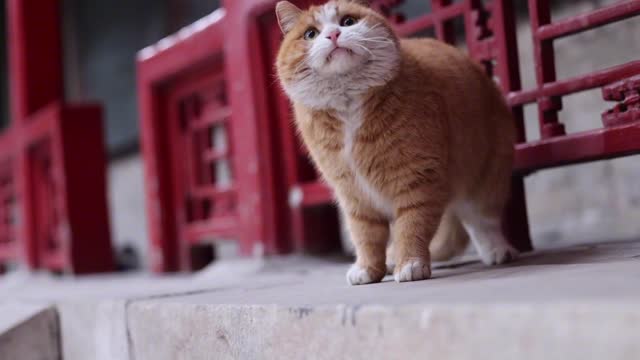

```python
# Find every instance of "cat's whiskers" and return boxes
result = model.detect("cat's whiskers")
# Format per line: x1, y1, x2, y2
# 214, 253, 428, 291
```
363, 23, 382, 34
361, 38, 395, 46
353, 43, 373, 57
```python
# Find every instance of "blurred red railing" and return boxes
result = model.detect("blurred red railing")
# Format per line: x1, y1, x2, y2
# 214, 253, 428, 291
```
510, 0, 640, 172
0, 0, 113, 273
0, 133, 17, 271
137, 9, 295, 271
140, 0, 640, 271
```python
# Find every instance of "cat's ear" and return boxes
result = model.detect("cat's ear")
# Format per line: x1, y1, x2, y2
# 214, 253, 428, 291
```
276, 1, 303, 34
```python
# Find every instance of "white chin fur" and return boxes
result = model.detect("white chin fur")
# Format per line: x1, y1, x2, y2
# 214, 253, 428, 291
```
319, 50, 364, 75
282, 4, 400, 111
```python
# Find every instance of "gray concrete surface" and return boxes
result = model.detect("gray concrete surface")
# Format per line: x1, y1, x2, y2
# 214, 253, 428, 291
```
1, 240, 640, 359
0, 303, 60, 360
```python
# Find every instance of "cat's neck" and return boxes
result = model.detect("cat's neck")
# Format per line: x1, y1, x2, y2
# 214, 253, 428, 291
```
287, 50, 401, 113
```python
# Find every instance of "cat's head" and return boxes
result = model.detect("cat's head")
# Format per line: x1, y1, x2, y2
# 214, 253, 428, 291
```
275, 0, 400, 110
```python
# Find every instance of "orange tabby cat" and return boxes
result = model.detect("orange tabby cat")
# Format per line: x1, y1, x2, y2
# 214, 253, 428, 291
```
275, 0, 518, 285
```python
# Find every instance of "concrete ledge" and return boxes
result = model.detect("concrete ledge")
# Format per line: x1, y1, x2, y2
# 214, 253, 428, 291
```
56, 300, 130, 360
1, 240, 640, 359
127, 302, 640, 360
0, 303, 60, 360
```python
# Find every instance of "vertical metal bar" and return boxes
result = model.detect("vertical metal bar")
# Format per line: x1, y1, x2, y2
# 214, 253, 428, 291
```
528, 0, 565, 138
138, 76, 180, 272
0, 178, 6, 244
432, 0, 456, 44
492, 0, 533, 252
7, 0, 64, 122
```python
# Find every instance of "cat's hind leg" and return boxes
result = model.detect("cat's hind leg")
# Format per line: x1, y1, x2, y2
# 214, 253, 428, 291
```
456, 202, 518, 265
429, 207, 470, 262
455, 134, 519, 265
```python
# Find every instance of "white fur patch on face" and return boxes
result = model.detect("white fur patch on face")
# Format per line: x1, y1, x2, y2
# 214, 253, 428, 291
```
281, 4, 400, 111
314, 3, 338, 24
309, 3, 358, 75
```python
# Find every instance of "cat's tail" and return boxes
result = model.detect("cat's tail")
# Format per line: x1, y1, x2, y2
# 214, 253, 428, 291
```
429, 210, 469, 262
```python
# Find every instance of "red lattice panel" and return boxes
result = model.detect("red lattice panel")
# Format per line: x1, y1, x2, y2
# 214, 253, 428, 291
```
510, 0, 640, 172
29, 138, 66, 270
143, 0, 640, 267
169, 74, 239, 247
0, 141, 17, 267
1, 0, 113, 274
21, 104, 113, 273
138, 9, 288, 271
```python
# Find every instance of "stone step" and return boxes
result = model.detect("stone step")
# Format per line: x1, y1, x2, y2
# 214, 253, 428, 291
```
0, 303, 60, 359
1, 240, 640, 359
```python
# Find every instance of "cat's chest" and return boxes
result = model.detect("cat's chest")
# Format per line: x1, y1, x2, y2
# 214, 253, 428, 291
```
335, 110, 394, 217
337, 110, 363, 160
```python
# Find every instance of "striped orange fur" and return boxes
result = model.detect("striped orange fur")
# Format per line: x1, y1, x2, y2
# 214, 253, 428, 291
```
276, 0, 518, 285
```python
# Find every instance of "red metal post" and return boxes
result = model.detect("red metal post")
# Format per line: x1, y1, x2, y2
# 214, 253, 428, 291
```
222, 0, 317, 255
2, 0, 113, 273
488, 0, 532, 251
432, 0, 456, 44
7, 0, 63, 122
527, 0, 565, 138
7, 0, 65, 267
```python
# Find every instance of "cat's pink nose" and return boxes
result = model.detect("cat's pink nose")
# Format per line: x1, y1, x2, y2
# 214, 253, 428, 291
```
326, 29, 341, 44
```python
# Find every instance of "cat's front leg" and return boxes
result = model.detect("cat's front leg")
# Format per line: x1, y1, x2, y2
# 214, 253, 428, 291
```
391, 194, 447, 283
343, 208, 390, 286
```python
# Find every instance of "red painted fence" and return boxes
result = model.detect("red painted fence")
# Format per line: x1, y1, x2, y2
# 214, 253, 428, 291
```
0, 0, 113, 273
139, 0, 640, 271
137, 9, 287, 272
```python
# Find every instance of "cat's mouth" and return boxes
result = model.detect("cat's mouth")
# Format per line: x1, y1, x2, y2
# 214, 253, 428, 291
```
327, 47, 353, 60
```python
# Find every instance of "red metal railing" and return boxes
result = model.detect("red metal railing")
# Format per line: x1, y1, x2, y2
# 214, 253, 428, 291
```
511, 0, 640, 172
0, 133, 17, 270
141, 0, 640, 270
249, 0, 532, 252
138, 9, 292, 271
230, 0, 640, 255
173, 76, 238, 243
0, 0, 113, 273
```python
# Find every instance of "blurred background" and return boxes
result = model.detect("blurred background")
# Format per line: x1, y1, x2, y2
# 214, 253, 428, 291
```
1, 0, 639, 272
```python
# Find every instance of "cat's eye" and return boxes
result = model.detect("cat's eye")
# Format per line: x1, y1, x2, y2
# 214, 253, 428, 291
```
304, 28, 319, 40
340, 16, 358, 27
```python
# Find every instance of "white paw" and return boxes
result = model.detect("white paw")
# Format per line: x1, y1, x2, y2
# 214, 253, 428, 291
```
393, 259, 431, 283
385, 261, 395, 275
346, 264, 378, 286
478, 244, 519, 265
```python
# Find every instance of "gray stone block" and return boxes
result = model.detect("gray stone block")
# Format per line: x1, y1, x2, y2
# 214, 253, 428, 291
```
0, 303, 60, 360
